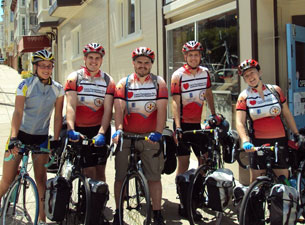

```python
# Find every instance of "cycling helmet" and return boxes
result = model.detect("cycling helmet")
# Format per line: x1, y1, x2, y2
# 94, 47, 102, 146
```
238, 59, 260, 76
32, 50, 54, 64
132, 47, 155, 63
182, 41, 204, 53
83, 43, 105, 57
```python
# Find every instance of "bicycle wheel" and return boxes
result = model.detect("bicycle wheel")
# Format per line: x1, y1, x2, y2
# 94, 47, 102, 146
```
186, 165, 214, 225
119, 171, 151, 225
63, 174, 91, 225
239, 178, 273, 225
2, 176, 39, 225
297, 160, 305, 217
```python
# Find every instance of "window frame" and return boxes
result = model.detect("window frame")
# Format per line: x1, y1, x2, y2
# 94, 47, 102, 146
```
20, 15, 26, 36
62, 35, 67, 63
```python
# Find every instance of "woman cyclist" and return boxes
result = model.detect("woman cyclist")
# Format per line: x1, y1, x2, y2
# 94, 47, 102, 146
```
236, 59, 301, 183
0, 50, 64, 224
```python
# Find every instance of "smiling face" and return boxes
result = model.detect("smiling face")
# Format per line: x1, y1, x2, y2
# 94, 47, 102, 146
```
243, 68, 261, 87
34, 61, 54, 81
184, 50, 201, 68
133, 56, 152, 77
84, 52, 103, 74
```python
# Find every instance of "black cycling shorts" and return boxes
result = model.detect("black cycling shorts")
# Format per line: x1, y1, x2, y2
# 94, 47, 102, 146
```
6, 130, 49, 154
174, 122, 209, 157
75, 125, 111, 168
249, 137, 289, 170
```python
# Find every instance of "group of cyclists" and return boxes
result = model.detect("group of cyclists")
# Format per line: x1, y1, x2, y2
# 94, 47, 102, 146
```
0, 39, 304, 225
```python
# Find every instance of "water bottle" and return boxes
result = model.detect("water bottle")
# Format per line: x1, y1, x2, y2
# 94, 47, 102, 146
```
289, 177, 297, 189
278, 175, 291, 186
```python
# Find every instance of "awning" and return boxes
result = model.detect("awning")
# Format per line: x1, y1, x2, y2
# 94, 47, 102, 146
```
18, 35, 51, 53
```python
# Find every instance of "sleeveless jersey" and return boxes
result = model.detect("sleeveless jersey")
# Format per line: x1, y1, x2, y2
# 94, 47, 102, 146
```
16, 75, 64, 135
171, 64, 211, 123
114, 73, 168, 133
236, 84, 286, 139
65, 67, 116, 127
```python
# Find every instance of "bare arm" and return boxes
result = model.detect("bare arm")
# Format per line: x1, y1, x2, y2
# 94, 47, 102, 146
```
205, 87, 216, 115
10, 96, 25, 138
156, 99, 168, 134
99, 94, 114, 134
66, 91, 78, 131
172, 95, 181, 128
113, 98, 126, 131
53, 96, 64, 140
281, 101, 299, 135
236, 110, 250, 143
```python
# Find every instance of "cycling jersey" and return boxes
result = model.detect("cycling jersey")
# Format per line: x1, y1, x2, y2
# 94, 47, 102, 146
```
114, 73, 168, 133
236, 84, 286, 139
65, 67, 116, 127
16, 75, 64, 135
171, 64, 211, 123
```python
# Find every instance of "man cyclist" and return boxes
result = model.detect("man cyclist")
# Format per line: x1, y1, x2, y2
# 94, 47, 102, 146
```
0, 50, 64, 225
171, 40, 221, 217
65, 43, 115, 182
112, 47, 168, 225
236, 59, 303, 183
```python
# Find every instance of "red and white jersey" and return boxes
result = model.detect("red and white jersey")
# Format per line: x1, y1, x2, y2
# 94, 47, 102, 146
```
171, 64, 211, 123
236, 84, 286, 139
114, 73, 168, 133
65, 67, 115, 127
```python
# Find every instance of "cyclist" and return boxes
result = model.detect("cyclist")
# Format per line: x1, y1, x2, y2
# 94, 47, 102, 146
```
171, 40, 221, 217
0, 49, 64, 225
112, 47, 168, 225
236, 59, 303, 183
65, 43, 115, 182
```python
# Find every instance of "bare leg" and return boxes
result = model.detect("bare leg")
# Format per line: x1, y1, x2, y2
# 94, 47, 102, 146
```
148, 180, 162, 210
176, 155, 190, 176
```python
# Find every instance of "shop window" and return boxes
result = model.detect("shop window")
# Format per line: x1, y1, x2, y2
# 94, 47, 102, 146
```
166, 9, 239, 121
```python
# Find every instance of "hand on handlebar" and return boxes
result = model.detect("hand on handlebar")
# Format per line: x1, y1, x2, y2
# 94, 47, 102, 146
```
93, 133, 106, 147
294, 133, 305, 150
175, 127, 183, 140
8, 137, 21, 156
112, 129, 123, 144
148, 132, 162, 143
243, 141, 254, 152
68, 130, 80, 142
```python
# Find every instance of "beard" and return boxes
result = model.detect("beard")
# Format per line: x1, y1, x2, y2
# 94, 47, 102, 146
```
136, 68, 151, 77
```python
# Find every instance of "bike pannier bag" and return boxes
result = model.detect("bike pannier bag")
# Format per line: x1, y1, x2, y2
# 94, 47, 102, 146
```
206, 168, 234, 212
162, 128, 177, 175
88, 178, 109, 225
45, 176, 71, 221
244, 186, 265, 225
269, 184, 299, 225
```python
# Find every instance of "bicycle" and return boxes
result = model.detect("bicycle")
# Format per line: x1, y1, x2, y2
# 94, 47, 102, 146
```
180, 127, 230, 225
1, 142, 54, 225
116, 134, 156, 225
236, 143, 291, 225
57, 136, 109, 225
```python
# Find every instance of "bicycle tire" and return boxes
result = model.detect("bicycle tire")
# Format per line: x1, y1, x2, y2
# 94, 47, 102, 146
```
186, 165, 214, 225
239, 178, 273, 225
2, 176, 39, 225
62, 174, 91, 225
119, 171, 151, 225
297, 160, 305, 217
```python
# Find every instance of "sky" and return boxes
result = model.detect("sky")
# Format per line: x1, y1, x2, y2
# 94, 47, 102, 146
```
0, 8, 3, 22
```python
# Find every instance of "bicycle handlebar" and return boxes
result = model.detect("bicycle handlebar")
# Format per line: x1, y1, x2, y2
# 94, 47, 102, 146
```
5, 144, 54, 168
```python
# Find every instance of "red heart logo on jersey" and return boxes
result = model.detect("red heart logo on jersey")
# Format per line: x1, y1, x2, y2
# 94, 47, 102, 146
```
127, 92, 133, 98
250, 100, 256, 105
77, 86, 83, 92
183, 83, 189, 90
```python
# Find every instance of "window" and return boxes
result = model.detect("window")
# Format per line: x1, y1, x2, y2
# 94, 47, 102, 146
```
62, 35, 67, 62
20, 0, 26, 7
21, 16, 26, 35
71, 26, 81, 58
119, 0, 141, 39
49, 0, 53, 6
166, 5, 238, 121
10, 11, 14, 23
11, 31, 14, 42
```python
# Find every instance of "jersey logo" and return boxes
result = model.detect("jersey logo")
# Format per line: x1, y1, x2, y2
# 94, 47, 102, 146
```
183, 83, 189, 90
199, 90, 205, 101
18, 81, 26, 90
127, 92, 133, 98
145, 102, 156, 113
77, 86, 83, 92
94, 98, 103, 107
250, 100, 256, 105
269, 106, 280, 116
